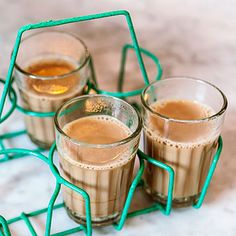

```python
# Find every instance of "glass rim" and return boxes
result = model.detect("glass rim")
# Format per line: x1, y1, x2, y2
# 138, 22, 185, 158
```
54, 94, 142, 148
14, 30, 90, 80
141, 76, 228, 123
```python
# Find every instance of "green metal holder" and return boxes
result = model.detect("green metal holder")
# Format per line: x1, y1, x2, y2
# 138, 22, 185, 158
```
0, 39, 162, 161
0, 10, 223, 236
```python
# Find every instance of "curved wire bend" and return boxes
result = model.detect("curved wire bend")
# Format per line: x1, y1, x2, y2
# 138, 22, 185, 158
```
113, 154, 145, 231
5, 42, 163, 118
137, 149, 174, 215
0, 10, 148, 122
0, 215, 11, 236
0, 148, 89, 236
88, 44, 163, 98
48, 143, 92, 236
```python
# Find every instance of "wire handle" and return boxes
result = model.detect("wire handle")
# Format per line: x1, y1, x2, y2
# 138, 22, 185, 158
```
0, 10, 150, 122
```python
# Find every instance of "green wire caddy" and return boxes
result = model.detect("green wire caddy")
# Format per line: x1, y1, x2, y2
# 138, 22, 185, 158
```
0, 10, 222, 236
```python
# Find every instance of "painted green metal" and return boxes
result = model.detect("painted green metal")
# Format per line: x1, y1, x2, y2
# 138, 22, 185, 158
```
0, 9, 223, 236
0, 10, 162, 162
0, 10, 150, 121
0, 145, 145, 235
137, 149, 174, 215
0, 216, 10, 236
20, 213, 37, 236
113, 156, 145, 231
4, 42, 162, 118
117, 44, 163, 93
48, 144, 92, 236
0, 129, 44, 162
88, 44, 162, 98
0, 138, 223, 235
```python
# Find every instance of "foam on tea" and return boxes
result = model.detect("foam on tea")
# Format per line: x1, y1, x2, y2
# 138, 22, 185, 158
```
62, 115, 132, 167
63, 115, 131, 145
152, 99, 212, 120
148, 99, 215, 143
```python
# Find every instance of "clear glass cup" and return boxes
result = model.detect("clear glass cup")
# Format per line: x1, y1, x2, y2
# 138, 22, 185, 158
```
14, 31, 90, 149
141, 77, 227, 207
54, 95, 142, 226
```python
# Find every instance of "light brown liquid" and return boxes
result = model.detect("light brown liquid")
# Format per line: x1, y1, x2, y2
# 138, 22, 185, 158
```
59, 115, 137, 226
26, 58, 77, 95
143, 99, 218, 207
18, 57, 84, 148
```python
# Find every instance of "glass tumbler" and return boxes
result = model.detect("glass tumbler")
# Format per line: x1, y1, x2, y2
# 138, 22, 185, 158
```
54, 95, 142, 226
141, 77, 227, 207
14, 31, 91, 149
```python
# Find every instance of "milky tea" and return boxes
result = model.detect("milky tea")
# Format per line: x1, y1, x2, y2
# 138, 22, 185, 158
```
55, 95, 141, 226
141, 78, 227, 207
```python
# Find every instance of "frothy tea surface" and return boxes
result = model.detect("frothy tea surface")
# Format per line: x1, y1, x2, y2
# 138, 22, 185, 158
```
62, 115, 132, 167
151, 99, 213, 120
63, 115, 131, 145
148, 99, 215, 143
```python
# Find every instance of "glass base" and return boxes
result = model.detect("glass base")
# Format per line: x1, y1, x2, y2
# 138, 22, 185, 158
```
28, 133, 53, 150
144, 186, 200, 208
65, 206, 121, 227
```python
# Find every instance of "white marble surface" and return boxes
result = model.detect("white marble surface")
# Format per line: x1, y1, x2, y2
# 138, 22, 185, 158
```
0, 0, 236, 235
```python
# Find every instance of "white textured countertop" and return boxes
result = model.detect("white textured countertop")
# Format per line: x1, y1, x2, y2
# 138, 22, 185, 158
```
0, 1, 236, 235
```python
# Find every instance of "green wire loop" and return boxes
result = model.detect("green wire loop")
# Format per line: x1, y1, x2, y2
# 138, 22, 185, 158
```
0, 148, 89, 235
117, 44, 163, 92
5, 42, 163, 118
48, 143, 92, 236
0, 137, 223, 235
0, 216, 11, 236
137, 149, 174, 215
0, 10, 149, 121
89, 44, 163, 98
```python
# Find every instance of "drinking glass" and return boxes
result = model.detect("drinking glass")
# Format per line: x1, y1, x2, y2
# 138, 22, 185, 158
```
141, 77, 227, 207
14, 31, 91, 148
54, 95, 142, 226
